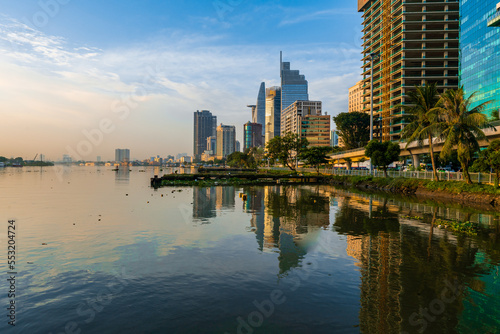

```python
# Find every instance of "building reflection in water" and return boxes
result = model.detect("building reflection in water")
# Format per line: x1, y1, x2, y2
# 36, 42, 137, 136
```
192, 186, 235, 223
331, 191, 499, 334
192, 184, 499, 332
114, 167, 130, 184
244, 185, 330, 276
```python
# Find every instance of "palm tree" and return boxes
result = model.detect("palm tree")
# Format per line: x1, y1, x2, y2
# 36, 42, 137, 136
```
399, 83, 441, 181
435, 88, 492, 184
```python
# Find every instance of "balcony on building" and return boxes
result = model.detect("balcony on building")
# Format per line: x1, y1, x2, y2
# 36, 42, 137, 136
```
487, 3, 500, 27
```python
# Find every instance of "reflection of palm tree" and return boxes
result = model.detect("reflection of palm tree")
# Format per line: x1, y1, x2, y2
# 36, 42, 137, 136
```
427, 206, 437, 260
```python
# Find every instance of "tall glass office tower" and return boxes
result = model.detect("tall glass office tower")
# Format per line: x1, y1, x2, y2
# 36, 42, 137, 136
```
193, 110, 217, 160
460, 0, 500, 119
255, 82, 266, 133
265, 86, 281, 143
280, 52, 309, 113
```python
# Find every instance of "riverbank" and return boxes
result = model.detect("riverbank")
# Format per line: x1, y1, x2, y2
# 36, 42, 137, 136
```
151, 170, 325, 187
327, 175, 500, 207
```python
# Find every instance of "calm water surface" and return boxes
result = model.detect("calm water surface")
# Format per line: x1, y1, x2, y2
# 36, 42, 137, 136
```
0, 166, 499, 333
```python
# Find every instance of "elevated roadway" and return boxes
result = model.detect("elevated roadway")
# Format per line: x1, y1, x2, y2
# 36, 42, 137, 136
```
330, 122, 500, 166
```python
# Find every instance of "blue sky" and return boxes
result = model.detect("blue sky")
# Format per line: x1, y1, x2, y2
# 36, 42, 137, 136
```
0, 0, 363, 160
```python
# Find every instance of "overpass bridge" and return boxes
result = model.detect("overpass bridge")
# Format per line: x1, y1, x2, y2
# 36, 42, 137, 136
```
329, 121, 500, 167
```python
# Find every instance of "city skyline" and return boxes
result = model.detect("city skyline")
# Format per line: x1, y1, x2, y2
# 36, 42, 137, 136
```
0, 1, 363, 160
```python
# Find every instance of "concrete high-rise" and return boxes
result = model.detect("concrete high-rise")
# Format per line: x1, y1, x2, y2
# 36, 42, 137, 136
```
115, 149, 130, 162
280, 52, 309, 113
243, 122, 263, 151
193, 110, 217, 160
265, 86, 281, 143
359, 0, 459, 141
348, 80, 364, 113
281, 101, 330, 147
461, 0, 500, 119
206, 136, 216, 154
216, 124, 236, 159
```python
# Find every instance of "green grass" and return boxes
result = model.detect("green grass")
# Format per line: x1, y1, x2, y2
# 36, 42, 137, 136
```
327, 175, 500, 196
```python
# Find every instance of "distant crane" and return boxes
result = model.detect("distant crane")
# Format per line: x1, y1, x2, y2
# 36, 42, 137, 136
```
33, 153, 38, 161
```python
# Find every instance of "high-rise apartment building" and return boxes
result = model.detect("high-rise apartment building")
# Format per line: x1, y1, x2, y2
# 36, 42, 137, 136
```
348, 80, 364, 113
193, 110, 217, 160
461, 0, 500, 119
265, 86, 282, 143
115, 149, 130, 162
206, 136, 216, 155
281, 101, 330, 147
243, 122, 263, 151
280, 52, 309, 113
216, 124, 236, 159
359, 0, 459, 141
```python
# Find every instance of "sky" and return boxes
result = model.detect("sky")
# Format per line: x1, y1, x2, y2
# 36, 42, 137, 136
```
0, 0, 363, 161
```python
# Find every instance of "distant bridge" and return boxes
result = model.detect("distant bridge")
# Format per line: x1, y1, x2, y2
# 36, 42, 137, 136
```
330, 121, 500, 166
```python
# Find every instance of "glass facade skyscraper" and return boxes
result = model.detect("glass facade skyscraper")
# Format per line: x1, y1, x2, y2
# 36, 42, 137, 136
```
193, 110, 217, 160
460, 0, 500, 119
256, 82, 266, 133
280, 53, 309, 113
265, 86, 281, 143
243, 122, 263, 151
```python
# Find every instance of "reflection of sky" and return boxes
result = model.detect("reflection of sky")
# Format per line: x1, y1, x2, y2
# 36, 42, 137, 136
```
1, 168, 499, 333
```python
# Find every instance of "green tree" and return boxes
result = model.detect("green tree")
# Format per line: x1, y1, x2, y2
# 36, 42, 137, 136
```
332, 112, 370, 150
226, 152, 255, 168
266, 133, 309, 171
299, 146, 332, 173
435, 88, 492, 184
246, 147, 265, 167
399, 83, 441, 181
471, 140, 500, 188
365, 140, 401, 177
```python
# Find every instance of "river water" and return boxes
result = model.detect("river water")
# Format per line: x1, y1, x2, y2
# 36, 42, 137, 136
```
0, 166, 498, 334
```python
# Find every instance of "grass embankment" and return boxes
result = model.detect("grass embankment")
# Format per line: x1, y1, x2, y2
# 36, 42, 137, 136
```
327, 175, 500, 196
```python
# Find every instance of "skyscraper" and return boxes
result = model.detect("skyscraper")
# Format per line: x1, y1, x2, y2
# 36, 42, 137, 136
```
247, 105, 257, 123
265, 86, 281, 143
359, 0, 459, 141
216, 124, 236, 159
461, 0, 500, 119
115, 149, 130, 162
243, 122, 263, 151
193, 110, 217, 160
280, 52, 309, 113
256, 82, 266, 133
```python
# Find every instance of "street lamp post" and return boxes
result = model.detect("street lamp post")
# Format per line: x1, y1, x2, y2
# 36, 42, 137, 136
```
369, 52, 379, 174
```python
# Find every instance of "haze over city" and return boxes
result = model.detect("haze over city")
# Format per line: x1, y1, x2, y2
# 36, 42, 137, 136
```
0, 0, 362, 161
